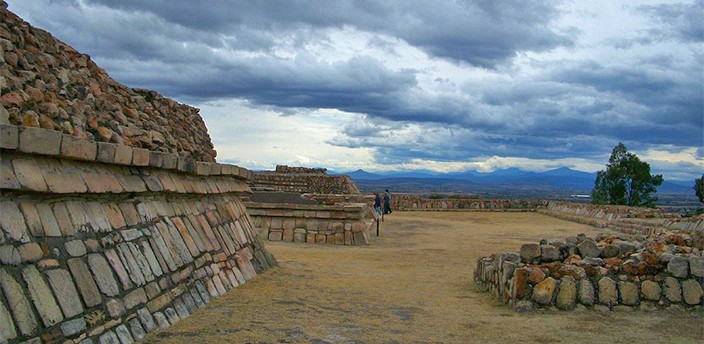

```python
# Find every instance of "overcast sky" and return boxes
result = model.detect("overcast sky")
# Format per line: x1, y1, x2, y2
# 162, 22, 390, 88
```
9, 0, 703, 181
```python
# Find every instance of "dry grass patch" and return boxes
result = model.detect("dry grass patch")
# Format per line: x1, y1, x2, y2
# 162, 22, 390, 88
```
144, 211, 703, 343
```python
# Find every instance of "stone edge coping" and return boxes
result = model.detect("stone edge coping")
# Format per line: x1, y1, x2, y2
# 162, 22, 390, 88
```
243, 201, 367, 213
0, 124, 252, 180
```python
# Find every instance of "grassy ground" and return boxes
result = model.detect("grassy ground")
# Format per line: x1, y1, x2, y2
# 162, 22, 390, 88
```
143, 211, 704, 343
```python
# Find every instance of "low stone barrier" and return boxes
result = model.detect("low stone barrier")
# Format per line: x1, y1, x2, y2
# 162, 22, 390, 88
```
391, 194, 545, 211
251, 172, 360, 194
474, 231, 704, 312
1, 125, 275, 343
244, 202, 376, 245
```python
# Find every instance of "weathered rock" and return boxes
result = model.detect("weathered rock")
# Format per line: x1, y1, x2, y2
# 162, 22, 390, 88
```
598, 277, 617, 306
667, 256, 689, 278
540, 244, 560, 262
520, 243, 541, 262
527, 267, 546, 285
690, 256, 704, 278
577, 239, 601, 258
578, 279, 595, 305
556, 276, 577, 310
663, 276, 682, 303
618, 281, 639, 306
681, 279, 703, 305
640, 280, 661, 301
602, 244, 620, 258
532, 277, 557, 305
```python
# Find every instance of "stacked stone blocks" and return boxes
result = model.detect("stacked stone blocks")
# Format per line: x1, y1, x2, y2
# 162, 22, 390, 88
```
245, 201, 375, 246
0, 126, 275, 343
474, 231, 703, 312
391, 194, 546, 211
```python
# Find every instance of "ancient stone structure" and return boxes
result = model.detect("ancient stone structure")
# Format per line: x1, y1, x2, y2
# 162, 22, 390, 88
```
0, 4, 216, 162
245, 201, 376, 245
245, 167, 377, 245
391, 194, 545, 211
475, 203, 704, 312
251, 166, 359, 194
1, 5, 275, 343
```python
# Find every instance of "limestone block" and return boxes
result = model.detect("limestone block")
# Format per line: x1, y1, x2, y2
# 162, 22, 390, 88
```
67, 258, 102, 307
682, 279, 703, 305
96, 142, 116, 163
618, 281, 639, 306
0, 270, 38, 336
43, 168, 88, 193
663, 276, 682, 303
0, 157, 20, 189
0, 201, 29, 241
114, 324, 134, 344
162, 154, 178, 169
19, 127, 61, 155
667, 256, 689, 278
83, 173, 124, 193
540, 244, 560, 262
87, 253, 120, 297
52, 202, 76, 236
84, 202, 112, 232
124, 287, 148, 310
690, 257, 704, 278
106, 298, 125, 318
59, 317, 87, 337
132, 148, 150, 166
577, 239, 601, 258
556, 276, 577, 310
532, 277, 557, 305
520, 244, 541, 262
578, 278, 595, 306
60, 134, 97, 161
45, 269, 83, 318
602, 244, 619, 258
149, 151, 165, 168
598, 277, 617, 306
0, 297, 17, 342
19, 202, 42, 237
103, 203, 126, 230
0, 124, 19, 149
209, 163, 221, 175
99, 330, 120, 344
137, 307, 157, 333
164, 307, 181, 325
114, 145, 133, 165
22, 266, 64, 327
0, 245, 21, 265
173, 298, 191, 319
18, 243, 43, 263
128, 318, 147, 341
12, 157, 48, 191
641, 280, 661, 301
65, 240, 87, 257
36, 203, 61, 237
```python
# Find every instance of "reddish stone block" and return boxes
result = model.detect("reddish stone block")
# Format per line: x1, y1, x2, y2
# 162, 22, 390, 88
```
132, 148, 150, 166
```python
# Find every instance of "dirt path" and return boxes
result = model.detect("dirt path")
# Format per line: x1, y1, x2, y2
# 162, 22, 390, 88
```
144, 211, 703, 343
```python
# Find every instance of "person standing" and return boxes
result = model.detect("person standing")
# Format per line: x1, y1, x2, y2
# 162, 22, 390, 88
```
383, 189, 392, 214
373, 192, 382, 215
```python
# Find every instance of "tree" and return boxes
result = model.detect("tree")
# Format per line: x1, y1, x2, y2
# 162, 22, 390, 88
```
591, 142, 663, 207
695, 175, 704, 204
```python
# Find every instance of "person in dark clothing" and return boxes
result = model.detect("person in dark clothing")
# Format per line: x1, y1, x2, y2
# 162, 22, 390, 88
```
373, 192, 382, 215
383, 189, 392, 214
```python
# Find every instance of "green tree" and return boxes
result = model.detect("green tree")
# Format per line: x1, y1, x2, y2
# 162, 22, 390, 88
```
695, 174, 704, 204
591, 142, 663, 207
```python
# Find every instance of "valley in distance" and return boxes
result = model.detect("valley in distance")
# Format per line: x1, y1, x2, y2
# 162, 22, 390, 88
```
332, 167, 701, 213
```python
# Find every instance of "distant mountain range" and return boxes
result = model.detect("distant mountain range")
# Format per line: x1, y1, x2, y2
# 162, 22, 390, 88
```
332, 167, 693, 194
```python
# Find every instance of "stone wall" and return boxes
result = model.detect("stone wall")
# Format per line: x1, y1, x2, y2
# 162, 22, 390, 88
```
251, 172, 360, 195
474, 232, 703, 312
274, 165, 327, 174
244, 201, 376, 246
391, 194, 546, 211
0, 125, 276, 343
0, 4, 216, 161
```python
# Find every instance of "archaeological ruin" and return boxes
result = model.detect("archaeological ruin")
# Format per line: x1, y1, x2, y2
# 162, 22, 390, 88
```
0, 5, 274, 343
1, 2, 703, 343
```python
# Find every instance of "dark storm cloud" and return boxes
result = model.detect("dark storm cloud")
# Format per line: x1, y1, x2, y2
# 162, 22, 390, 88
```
637, 0, 704, 43
6, 0, 702, 178
83, 0, 573, 67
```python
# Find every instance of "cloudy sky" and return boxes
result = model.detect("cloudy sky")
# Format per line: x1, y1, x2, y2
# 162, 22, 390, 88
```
9, 0, 703, 181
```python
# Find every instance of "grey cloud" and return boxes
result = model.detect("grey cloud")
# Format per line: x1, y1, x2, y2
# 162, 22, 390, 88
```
637, 0, 704, 43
